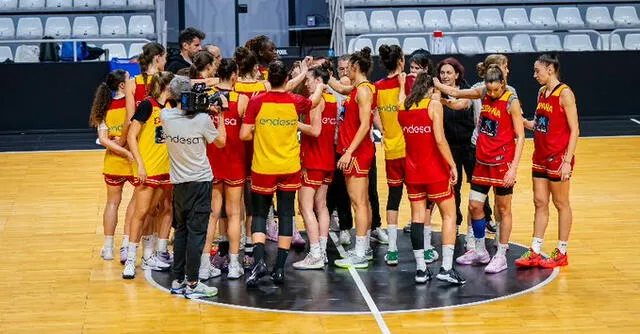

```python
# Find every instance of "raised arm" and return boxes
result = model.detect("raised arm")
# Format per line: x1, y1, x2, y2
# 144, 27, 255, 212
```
298, 98, 323, 138
285, 56, 312, 92
433, 77, 483, 99
503, 98, 525, 188
430, 100, 457, 185
328, 75, 354, 95
560, 88, 580, 181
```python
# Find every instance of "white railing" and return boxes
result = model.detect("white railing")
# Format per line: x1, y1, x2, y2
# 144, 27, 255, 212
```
1, 38, 152, 61
329, 0, 347, 56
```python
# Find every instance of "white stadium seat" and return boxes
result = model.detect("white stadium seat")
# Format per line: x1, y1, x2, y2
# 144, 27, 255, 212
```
610, 34, 623, 50
375, 37, 401, 55
343, 0, 365, 5
534, 35, 562, 52
44, 17, 71, 38
344, 11, 369, 34
402, 37, 428, 54
450, 9, 477, 31
101, 0, 126, 8
423, 10, 451, 31
456, 36, 483, 54
586, 6, 615, 29
101, 16, 127, 37
613, 6, 640, 28
19, 0, 45, 9
128, 0, 154, 7
397, 10, 423, 32
16, 17, 43, 39
511, 33, 535, 52
370, 10, 397, 33
46, 0, 72, 8
504, 8, 532, 29
563, 34, 594, 51
477, 9, 504, 30
72, 16, 99, 38
0, 46, 13, 62
128, 15, 154, 36
0, 18, 15, 39
484, 36, 511, 53
530, 7, 557, 29
350, 38, 373, 53
128, 42, 145, 58
0, 0, 18, 9
102, 43, 127, 59
556, 7, 584, 29
624, 33, 640, 50
14, 45, 39, 63
73, 0, 98, 8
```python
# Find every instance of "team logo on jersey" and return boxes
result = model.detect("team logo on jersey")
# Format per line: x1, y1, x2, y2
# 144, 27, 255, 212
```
259, 117, 298, 126
108, 124, 124, 133
402, 125, 432, 134
479, 116, 498, 137
536, 102, 553, 113
481, 104, 502, 118
224, 118, 238, 126
164, 134, 205, 145
378, 104, 398, 113
533, 114, 549, 134
322, 117, 337, 125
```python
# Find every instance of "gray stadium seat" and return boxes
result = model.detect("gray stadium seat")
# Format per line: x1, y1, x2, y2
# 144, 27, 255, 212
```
102, 43, 127, 59
624, 33, 640, 50
477, 9, 504, 30
530, 7, 558, 29
0, 18, 14, 39
101, 0, 126, 7
44, 17, 71, 38
402, 37, 428, 54
397, 10, 423, 32
101, 16, 127, 37
610, 34, 623, 50
46, 0, 72, 8
424, 9, 451, 31
128, 15, 154, 37
350, 38, 373, 53
128, 42, 145, 58
484, 36, 511, 53
556, 7, 584, 29
534, 35, 563, 52
613, 6, 640, 28
19, 0, 45, 9
370, 10, 397, 32
72, 16, 99, 38
14, 45, 39, 63
504, 8, 532, 29
344, 11, 370, 34
128, 0, 154, 7
0, 0, 18, 9
375, 37, 401, 54
450, 9, 477, 31
73, 0, 99, 8
563, 34, 594, 51
344, 0, 365, 5
511, 33, 535, 52
456, 36, 483, 54
0, 46, 12, 61
586, 6, 615, 29
16, 17, 43, 39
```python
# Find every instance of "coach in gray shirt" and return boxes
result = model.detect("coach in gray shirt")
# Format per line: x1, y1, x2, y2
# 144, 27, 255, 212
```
160, 76, 226, 299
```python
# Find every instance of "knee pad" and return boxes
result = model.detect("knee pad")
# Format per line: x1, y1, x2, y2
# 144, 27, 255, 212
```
251, 216, 266, 234
278, 215, 293, 237
251, 192, 272, 219
469, 189, 488, 203
471, 218, 486, 239
385, 185, 403, 211
276, 191, 295, 237
410, 222, 424, 250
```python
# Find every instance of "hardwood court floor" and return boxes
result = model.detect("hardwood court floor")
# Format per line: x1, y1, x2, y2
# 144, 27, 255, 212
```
0, 137, 639, 333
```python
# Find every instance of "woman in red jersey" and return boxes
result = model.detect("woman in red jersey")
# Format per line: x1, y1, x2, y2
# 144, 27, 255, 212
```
293, 64, 335, 270
404, 51, 434, 96
89, 69, 134, 262
516, 54, 579, 269
246, 35, 277, 80
434, 65, 525, 274
398, 71, 463, 285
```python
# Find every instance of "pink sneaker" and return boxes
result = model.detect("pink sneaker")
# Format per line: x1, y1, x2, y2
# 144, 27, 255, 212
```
456, 250, 491, 265
484, 254, 508, 273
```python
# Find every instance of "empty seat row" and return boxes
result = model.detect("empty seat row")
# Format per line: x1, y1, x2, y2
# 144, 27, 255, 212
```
0, 42, 147, 62
0, 0, 153, 9
345, 6, 640, 34
0, 15, 154, 39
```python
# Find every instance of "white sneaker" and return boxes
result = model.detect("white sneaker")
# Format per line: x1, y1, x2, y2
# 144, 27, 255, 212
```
184, 282, 218, 299
101, 247, 114, 260
293, 253, 324, 270
122, 259, 136, 279
334, 253, 368, 269
199, 263, 222, 281
227, 260, 244, 280
339, 230, 351, 246
119, 247, 127, 264
141, 254, 171, 271
370, 228, 389, 244
330, 211, 340, 232
170, 279, 186, 295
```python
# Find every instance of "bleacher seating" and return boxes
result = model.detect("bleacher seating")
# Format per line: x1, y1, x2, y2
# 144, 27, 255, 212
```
511, 33, 535, 52
73, 0, 99, 9
0, 46, 13, 61
101, 16, 127, 37
128, 42, 145, 58
402, 37, 428, 54
72, 16, 99, 38
503, 8, 532, 29
450, 9, 477, 31
370, 10, 397, 32
45, 17, 72, 38
16, 17, 43, 39
534, 34, 563, 52
102, 43, 127, 59
128, 15, 154, 37
556, 7, 585, 29
0, 0, 18, 10
397, 10, 423, 32
456, 36, 483, 54
375, 37, 401, 54
46, 0, 72, 9
613, 6, 640, 27
563, 34, 595, 51
530, 7, 558, 29
19, 0, 46, 9
624, 33, 640, 49
477, 9, 504, 30
0, 18, 15, 39
101, 0, 126, 8
586, 6, 615, 29
14, 44, 39, 62
484, 36, 511, 53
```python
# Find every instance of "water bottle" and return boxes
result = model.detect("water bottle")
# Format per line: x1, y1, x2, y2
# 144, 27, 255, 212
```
432, 30, 445, 55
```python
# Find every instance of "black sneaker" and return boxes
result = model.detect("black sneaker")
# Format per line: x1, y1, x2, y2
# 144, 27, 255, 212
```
486, 219, 497, 234
414, 268, 432, 284
270, 268, 285, 285
245, 260, 269, 287
436, 267, 466, 285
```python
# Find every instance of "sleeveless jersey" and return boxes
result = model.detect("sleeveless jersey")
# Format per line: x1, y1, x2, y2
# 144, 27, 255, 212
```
405, 74, 416, 95
337, 82, 376, 156
258, 66, 269, 81
133, 74, 152, 106
476, 90, 516, 165
533, 83, 571, 159
375, 75, 406, 160
398, 98, 449, 184
206, 89, 246, 177
103, 97, 132, 176
301, 92, 338, 171
134, 98, 169, 177
234, 81, 268, 99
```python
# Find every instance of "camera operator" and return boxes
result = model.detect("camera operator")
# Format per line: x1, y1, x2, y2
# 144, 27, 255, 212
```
160, 76, 226, 299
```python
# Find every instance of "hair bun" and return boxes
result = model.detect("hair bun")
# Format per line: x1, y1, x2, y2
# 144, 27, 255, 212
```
360, 46, 372, 58
378, 44, 390, 57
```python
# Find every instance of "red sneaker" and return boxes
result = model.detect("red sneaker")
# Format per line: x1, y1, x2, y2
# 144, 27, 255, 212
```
539, 248, 568, 269
515, 248, 544, 268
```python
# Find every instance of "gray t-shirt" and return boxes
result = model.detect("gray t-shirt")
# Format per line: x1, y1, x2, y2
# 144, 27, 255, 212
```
160, 108, 219, 184
470, 82, 518, 146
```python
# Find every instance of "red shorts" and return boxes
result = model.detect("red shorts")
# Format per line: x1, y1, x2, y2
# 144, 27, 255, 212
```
251, 171, 301, 195
385, 158, 405, 187
532, 151, 575, 181
302, 169, 334, 189
104, 174, 134, 186
133, 174, 172, 188
213, 177, 246, 187
406, 180, 453, 203
343, 151, 374, 178
471, 162, 511, 188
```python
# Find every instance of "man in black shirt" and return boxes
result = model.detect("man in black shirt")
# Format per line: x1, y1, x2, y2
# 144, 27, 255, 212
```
166, 27, 206, 74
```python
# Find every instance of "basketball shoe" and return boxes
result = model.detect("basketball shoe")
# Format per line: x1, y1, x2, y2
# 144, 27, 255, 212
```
436, 267, 466, 285
539, 248, 568, 268
184, 282, 218, 299
515, 248, 544, 268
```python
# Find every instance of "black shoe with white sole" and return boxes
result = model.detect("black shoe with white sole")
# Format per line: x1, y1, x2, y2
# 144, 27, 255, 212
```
415, 268, 432, 284
436, 267, 466, 285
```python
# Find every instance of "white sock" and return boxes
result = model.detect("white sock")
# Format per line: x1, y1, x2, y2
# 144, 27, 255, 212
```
200, 253, 210, 268
244, 236, 253, 252
388, 225, 398, 251
558, 240, 568, 254
230, 253, 239, 265
319, 237, 328, 253
442, 244, 454, 271
475, 237, 487, 254
497, 243, 508, 257
245, 236, 252, 244
310, 243, 322, 258
355, 236, 367, 257
127, 243, 138, 261
156, 239, 168, 253
466, 226, 475, 250
413, 249, 426, 271
532, 237, 543, 254
424, 225, 433, 250
219, 235, 229, 242
104, 236, 114, 248
142, 235, 154, 259
122, 235, 129, 248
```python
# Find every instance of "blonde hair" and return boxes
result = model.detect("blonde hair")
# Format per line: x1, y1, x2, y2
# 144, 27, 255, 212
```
477, 54, 508, 79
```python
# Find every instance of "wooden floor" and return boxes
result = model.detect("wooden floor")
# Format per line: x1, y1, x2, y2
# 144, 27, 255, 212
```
1, 137, 639, 333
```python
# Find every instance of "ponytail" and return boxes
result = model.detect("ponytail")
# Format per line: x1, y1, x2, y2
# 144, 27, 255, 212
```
89, 69, 128, 127
404, 71, 434, 110
189, 50, 215, 79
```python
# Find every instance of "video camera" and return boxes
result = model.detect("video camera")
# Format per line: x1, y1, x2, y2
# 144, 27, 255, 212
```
181, 82, 229, 114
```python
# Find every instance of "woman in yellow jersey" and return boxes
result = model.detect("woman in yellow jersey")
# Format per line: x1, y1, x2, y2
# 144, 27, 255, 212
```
89, 69, 134, 262
123, 71, 175, 279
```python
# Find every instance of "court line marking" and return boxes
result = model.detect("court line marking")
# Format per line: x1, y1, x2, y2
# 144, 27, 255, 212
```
631, 118, 640, 125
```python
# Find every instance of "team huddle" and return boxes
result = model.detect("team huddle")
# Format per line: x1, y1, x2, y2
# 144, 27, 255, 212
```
89, 28, 579, 299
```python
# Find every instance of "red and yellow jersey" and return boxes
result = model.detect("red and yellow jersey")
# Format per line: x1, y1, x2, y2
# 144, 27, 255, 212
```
533, 83, 572, 159
375, 75, 405, 160
103, 97, 132, 176
234, 80, 268, 99
133, 98, 169, 177
476, 90, 516, 165
398, 98, 449, 184
301, 92, 338, 171
337, 82, 376, 157
133, 74, 152, 106
405, 74, 416, 95
258, 66, 269, 81
244, 91, 311, 174
207, 89, 246, 177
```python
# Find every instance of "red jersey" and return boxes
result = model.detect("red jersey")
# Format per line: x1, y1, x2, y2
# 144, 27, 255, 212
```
476, 90, 516, 165
207, 90, 245, 179
258, 66, 269, 81
301, 92, 338, 171
337, 82, 376, 156
398, 98, 450, 184
533, 83, 571, 159
133, 74, 152, 106
405, 75, 416, 95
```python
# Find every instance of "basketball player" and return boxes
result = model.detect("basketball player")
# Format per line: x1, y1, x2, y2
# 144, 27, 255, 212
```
89, 69, 134, 261
404, 51, 434, 96
516, 54, 579, 269
246, 35, 277, 80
